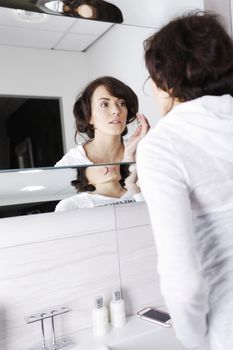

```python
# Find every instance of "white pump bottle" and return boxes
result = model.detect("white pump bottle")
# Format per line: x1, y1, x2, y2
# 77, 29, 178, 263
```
110, 289, 126, 327
92, 295, 109, 336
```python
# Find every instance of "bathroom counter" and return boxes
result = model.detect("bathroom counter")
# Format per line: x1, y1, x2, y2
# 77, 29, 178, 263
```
69, 315, 210, 350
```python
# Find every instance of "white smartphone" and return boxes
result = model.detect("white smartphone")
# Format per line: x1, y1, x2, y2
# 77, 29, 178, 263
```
137, 307, 171, 328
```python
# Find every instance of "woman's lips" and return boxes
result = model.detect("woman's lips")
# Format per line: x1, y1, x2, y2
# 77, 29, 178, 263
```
109, 119, 121, 124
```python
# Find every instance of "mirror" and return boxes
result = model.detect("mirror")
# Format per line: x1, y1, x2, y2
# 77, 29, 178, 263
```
0, 0, 204, 215
0, 162, 139, 217
0, 0, 204, 172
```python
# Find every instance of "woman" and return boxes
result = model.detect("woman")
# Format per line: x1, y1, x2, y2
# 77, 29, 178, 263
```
55, 76, 149, 166
55, 164, 143, 211
137, 12, 233, 350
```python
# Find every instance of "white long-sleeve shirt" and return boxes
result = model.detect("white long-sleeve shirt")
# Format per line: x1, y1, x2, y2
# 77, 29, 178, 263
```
55, 141, 127, 167
137, 94, 233, 350
55, 190, 143, 211
55, 143, 93, 167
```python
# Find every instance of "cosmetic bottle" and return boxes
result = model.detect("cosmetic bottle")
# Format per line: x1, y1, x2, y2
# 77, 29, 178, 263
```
92, 295, 109, 336
110, 289, 126, 327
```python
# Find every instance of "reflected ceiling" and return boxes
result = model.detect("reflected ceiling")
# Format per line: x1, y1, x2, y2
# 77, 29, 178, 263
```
0, 6, 113, 51
0, 167, 76, 205
0, 0, 204, 52
0, 1, 205, 26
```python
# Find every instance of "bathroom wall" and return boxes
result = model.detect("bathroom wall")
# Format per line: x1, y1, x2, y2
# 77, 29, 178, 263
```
0, 202, 163, 350
204, 0, 233, 37
115, 202, 163, 316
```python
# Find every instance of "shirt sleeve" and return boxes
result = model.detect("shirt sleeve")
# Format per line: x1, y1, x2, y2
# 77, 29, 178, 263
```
54, 145, 92, 167
133, 192, 144, 202
55, 157, 69, 167
137, 130, 209, 348
55, 197, 78, 212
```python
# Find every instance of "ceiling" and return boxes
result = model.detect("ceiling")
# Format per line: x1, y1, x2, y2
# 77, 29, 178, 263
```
0, 167, 76, 205
0, 0, 204, 52
0, 6, 113, 51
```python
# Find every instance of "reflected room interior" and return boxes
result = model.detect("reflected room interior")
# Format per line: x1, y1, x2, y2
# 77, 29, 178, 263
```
0, 162, 139, 218
0, 0, 204, 219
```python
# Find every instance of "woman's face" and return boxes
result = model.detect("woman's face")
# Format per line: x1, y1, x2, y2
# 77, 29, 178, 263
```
90, 85, 128, 136
85, 165, 121, 186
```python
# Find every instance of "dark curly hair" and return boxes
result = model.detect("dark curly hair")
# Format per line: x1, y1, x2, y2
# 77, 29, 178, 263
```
71, 164, 131, 193
144, 11, 233, 102
73, 76, 138, 142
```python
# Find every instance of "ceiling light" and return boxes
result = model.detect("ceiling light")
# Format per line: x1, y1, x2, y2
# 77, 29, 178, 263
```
14, 9, 49, 23
36, 0, 123, 23
17, 170, 44, 174
75, 4, 94, 18
43, 0, 63, 12
21, 186, 46, 192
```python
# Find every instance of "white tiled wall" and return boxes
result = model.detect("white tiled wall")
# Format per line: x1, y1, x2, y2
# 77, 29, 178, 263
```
115, 203, 164, 315
0, 202, 162, 350
116, 225, 164, 315
0, 205, 116, 248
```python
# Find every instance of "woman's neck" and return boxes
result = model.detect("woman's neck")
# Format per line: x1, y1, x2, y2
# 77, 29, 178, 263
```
93, 181, 126, 198
84, 134, 124, 163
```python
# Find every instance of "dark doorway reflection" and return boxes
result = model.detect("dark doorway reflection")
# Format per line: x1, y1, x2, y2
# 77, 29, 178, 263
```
0, 97, 64, 170
0, 200, 59, 218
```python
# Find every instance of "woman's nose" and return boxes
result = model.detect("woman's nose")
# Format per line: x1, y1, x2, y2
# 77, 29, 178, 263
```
112, 105, 120, 115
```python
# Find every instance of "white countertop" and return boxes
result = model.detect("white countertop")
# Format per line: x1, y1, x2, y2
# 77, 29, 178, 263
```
66, 315, 209, 350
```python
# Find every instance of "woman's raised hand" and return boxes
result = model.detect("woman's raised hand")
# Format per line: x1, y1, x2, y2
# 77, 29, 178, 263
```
123, 113, 150, 162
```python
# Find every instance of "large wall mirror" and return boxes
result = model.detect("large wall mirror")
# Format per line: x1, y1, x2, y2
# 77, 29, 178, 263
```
0, 0, 204, 217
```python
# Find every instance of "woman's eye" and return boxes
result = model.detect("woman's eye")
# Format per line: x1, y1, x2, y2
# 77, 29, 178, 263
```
119, 101, 126, 107
100, 102, 108, 107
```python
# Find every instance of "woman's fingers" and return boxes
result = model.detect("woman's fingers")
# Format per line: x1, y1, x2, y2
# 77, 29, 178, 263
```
131, 124, 142, 138
127, 114, 150, 144
136, 113, 151, 137
123, 114, 150, 162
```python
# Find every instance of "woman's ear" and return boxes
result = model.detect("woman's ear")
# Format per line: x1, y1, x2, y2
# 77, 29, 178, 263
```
150, 79, 158, 94
88, 123, 95, 131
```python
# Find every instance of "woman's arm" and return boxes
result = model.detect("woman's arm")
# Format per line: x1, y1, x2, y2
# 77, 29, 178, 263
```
137, 130, 208, 348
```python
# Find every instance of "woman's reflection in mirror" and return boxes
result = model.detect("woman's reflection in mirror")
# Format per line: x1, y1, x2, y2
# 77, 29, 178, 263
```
55, 164, 143, 211
55, 76, 150, 167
